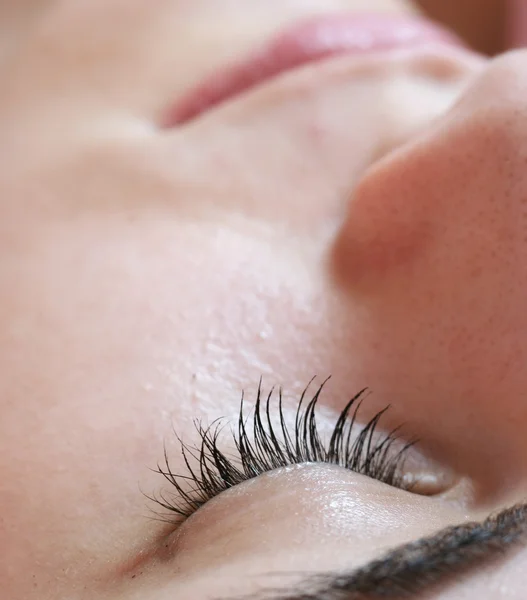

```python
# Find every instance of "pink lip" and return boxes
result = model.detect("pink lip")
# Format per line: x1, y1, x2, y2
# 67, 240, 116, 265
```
165, 13, 465, 126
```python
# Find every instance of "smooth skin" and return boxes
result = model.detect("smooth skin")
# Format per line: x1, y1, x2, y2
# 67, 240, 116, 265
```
1, 1, 527, 599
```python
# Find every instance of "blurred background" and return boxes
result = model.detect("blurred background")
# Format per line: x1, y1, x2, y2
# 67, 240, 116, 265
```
416, 0, 522, 56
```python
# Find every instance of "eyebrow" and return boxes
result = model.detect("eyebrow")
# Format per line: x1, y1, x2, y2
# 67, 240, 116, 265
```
229, 503, 527, 600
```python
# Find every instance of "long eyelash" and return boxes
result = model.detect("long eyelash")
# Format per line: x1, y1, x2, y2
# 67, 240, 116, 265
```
149, 379, 415, 523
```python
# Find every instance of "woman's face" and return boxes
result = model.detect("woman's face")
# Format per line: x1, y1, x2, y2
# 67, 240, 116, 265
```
3, 1, 527, 599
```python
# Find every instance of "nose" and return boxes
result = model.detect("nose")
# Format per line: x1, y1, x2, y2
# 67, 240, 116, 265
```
333, 50, 527, 501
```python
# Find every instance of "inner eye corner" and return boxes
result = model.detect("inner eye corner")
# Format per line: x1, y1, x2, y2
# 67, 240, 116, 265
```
401, 464, 462, 498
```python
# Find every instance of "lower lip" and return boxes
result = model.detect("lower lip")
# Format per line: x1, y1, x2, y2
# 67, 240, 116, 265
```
166, 13, 465, 126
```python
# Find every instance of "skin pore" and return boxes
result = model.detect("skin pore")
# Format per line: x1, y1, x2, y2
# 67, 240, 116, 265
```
3, 1, 527, 599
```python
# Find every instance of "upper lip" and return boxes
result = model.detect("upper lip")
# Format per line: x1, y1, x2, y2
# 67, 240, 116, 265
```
163, 12, 464, 127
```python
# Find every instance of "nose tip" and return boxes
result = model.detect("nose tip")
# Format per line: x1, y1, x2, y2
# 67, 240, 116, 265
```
335, 49, 527, 289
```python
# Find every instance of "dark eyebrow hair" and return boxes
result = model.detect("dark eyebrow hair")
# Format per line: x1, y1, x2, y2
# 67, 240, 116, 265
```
225, 503, 527, 600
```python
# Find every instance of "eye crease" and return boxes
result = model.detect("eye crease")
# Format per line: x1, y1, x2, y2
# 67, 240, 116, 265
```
148, 379, 418, 524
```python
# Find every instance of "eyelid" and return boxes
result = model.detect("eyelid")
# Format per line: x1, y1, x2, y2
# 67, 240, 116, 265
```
147, 378, 416, 524
155, 460, 465, 582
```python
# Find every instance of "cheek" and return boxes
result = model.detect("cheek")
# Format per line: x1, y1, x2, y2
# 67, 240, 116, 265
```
0, 207, 385, 597
332, 72, 527, 492
0, 216, 315, 594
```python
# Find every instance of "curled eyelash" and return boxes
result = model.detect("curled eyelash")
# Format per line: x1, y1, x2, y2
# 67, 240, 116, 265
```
149, 379, 415, 523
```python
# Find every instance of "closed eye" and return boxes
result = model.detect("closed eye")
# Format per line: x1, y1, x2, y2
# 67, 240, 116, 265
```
147, 377, 417, 524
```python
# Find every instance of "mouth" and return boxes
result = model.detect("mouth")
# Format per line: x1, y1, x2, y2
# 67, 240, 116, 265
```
164, 12, 465, 127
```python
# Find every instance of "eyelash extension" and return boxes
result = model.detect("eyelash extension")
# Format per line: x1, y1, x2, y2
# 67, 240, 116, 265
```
150, 379, 415, 523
